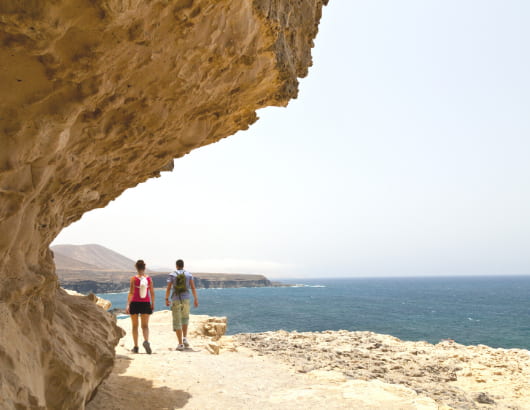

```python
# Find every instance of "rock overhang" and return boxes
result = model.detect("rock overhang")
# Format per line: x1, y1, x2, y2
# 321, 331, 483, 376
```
0, 0, 328, 408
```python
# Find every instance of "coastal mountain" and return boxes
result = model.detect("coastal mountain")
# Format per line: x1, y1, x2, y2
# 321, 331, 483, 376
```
52, 244, 274, 293
52, 244, 139, 293
52, 244, 138, 271
53, 252, 101, 271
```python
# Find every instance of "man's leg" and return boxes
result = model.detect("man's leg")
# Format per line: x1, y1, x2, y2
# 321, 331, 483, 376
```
181, 300, 191, 347
171, 301, 184, 345
175, 328, 183, 345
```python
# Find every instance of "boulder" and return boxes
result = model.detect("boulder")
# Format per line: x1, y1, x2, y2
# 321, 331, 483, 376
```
64, 288, 113, 311
190, 315, 228, 341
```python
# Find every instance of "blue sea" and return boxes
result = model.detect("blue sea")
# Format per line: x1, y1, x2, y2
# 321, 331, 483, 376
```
100, 276, 530, 350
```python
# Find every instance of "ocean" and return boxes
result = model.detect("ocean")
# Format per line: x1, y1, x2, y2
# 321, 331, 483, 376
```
100, 276, 530, 350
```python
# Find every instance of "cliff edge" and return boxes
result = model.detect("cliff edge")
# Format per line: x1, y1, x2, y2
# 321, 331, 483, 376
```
88, 312, 530, 409
0, 1, 327, 408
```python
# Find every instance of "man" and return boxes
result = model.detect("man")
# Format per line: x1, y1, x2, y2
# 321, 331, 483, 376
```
165, 259, 199, 351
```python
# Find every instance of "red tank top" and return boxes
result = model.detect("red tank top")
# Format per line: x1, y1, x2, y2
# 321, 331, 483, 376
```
131, 276, 152, 302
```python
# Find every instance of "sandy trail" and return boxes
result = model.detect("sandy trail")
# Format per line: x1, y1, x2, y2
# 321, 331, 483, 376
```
87, 311, 439, 410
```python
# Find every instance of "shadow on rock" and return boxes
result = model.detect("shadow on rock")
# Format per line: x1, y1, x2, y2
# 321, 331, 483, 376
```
114, 354, 134, 371
87, 365, 191, 409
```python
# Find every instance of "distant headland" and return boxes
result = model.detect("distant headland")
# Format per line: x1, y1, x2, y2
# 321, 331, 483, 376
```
52, 244, 288, 293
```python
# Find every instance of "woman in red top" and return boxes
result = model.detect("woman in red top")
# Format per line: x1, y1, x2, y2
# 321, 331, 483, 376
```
126, 260, 155, 354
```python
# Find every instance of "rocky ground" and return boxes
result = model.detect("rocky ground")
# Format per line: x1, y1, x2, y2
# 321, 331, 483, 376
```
88, 312, 530, 410
235, 330, 530, 410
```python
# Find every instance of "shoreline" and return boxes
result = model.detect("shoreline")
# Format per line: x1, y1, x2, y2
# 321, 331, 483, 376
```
87, 311, 530, 409
111, 306, 530, 353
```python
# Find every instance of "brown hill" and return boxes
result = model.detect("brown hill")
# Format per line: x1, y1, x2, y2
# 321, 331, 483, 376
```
53, 252, 101, 271
52, 244, 138, 271
52, 244, 275, 293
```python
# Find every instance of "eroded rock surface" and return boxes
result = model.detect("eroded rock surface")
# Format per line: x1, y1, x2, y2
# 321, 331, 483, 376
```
235, 330, 530, 409
0, 0, 327, 408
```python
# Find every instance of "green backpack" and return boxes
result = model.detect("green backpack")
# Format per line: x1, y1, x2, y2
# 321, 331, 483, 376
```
173, 271, 188, 300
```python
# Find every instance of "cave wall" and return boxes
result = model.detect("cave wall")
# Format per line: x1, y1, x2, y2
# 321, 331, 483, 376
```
0, 0, 327, 408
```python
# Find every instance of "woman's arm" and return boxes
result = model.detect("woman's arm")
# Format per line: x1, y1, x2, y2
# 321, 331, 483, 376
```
149, 277, 155, 310
126, 277, 135, 313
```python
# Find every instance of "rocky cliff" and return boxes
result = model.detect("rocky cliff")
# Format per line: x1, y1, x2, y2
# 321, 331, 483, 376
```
60, 272, 274, 293
59, 277, 134, 294
154, 272, 273, 289
192, 276, 272, 289
0, 1, 327, 408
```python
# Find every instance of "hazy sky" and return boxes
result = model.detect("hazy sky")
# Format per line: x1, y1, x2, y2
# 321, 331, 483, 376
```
54, 1, 530, 278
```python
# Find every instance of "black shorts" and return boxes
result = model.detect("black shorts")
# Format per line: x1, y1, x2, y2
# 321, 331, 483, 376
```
129, 302, 152, 315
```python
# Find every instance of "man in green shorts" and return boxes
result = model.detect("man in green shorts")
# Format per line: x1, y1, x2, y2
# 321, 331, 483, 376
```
165, 259, 199, 351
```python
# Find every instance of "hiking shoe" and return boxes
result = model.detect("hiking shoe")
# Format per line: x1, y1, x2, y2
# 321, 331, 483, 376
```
183, 337, 190, 348
176, 344, 185, 351
143, 341, 152, 354
132, 346, 139, 354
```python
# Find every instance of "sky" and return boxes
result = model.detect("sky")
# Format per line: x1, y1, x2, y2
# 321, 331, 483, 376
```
53, 0, 530, 278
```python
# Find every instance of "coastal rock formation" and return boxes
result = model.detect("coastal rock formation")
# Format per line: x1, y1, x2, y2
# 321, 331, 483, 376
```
190, 315, 228, 341
59, 277, 135, 294
0, 1, 327, 408
192, 273, 272, 289
0, 289, 123, 410
235, 330, 530, 409
152, 272, 274, 290
58, 272, 274, 293
88, 313, 441, 409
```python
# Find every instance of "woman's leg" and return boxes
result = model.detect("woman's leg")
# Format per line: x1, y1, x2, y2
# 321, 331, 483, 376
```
131, 314, 139, 347
140, 313, 150, 342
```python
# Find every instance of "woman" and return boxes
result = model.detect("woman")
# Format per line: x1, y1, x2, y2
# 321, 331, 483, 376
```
126, 259, 155, 354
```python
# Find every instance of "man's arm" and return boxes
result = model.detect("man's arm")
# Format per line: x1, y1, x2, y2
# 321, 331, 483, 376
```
190, 278, 199, 308
165, 282, 172, 306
